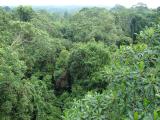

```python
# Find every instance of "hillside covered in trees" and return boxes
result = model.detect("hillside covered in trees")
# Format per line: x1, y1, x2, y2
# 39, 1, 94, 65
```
0, 4, 160, 120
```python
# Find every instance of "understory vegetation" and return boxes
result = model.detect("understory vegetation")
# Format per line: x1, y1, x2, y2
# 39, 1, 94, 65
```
0, 4, 160, 120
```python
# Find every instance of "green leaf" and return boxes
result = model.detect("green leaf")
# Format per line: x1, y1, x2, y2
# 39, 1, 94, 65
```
134, 112, 138, 120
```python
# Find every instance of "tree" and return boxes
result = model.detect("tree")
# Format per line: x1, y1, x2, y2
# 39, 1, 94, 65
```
64, 44, 160, 120
0, 46, 26, 81
63, 7, 129, 45
68, 42, 110, 81
14, 6, 34, 22
0, 79, 61, 120
9, 21, 65, 83
111, 4, 154, 43
138, 25, 160, 46
30, 10, 63, 37
0, 7, 11, 31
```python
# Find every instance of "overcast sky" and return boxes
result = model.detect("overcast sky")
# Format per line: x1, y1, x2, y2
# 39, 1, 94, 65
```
0, 0, 160, 8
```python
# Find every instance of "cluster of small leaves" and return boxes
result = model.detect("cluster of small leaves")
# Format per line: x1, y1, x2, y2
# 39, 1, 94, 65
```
0, 46, 26, 81
138, 25, 160, 46
68, 41, 110, 81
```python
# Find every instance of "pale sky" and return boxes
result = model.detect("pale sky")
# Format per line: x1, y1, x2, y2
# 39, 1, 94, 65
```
0, 0, 160, 8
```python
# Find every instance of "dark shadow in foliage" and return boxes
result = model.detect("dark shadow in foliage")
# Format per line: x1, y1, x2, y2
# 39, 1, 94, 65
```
55, 70, 72, 95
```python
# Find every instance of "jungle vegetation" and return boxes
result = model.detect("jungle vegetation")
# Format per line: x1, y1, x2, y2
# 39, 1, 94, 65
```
0, 4, 160, 120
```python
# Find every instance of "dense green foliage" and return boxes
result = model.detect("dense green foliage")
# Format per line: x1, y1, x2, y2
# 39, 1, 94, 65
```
68, 42, 110, 81
0, 4, 160, 120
